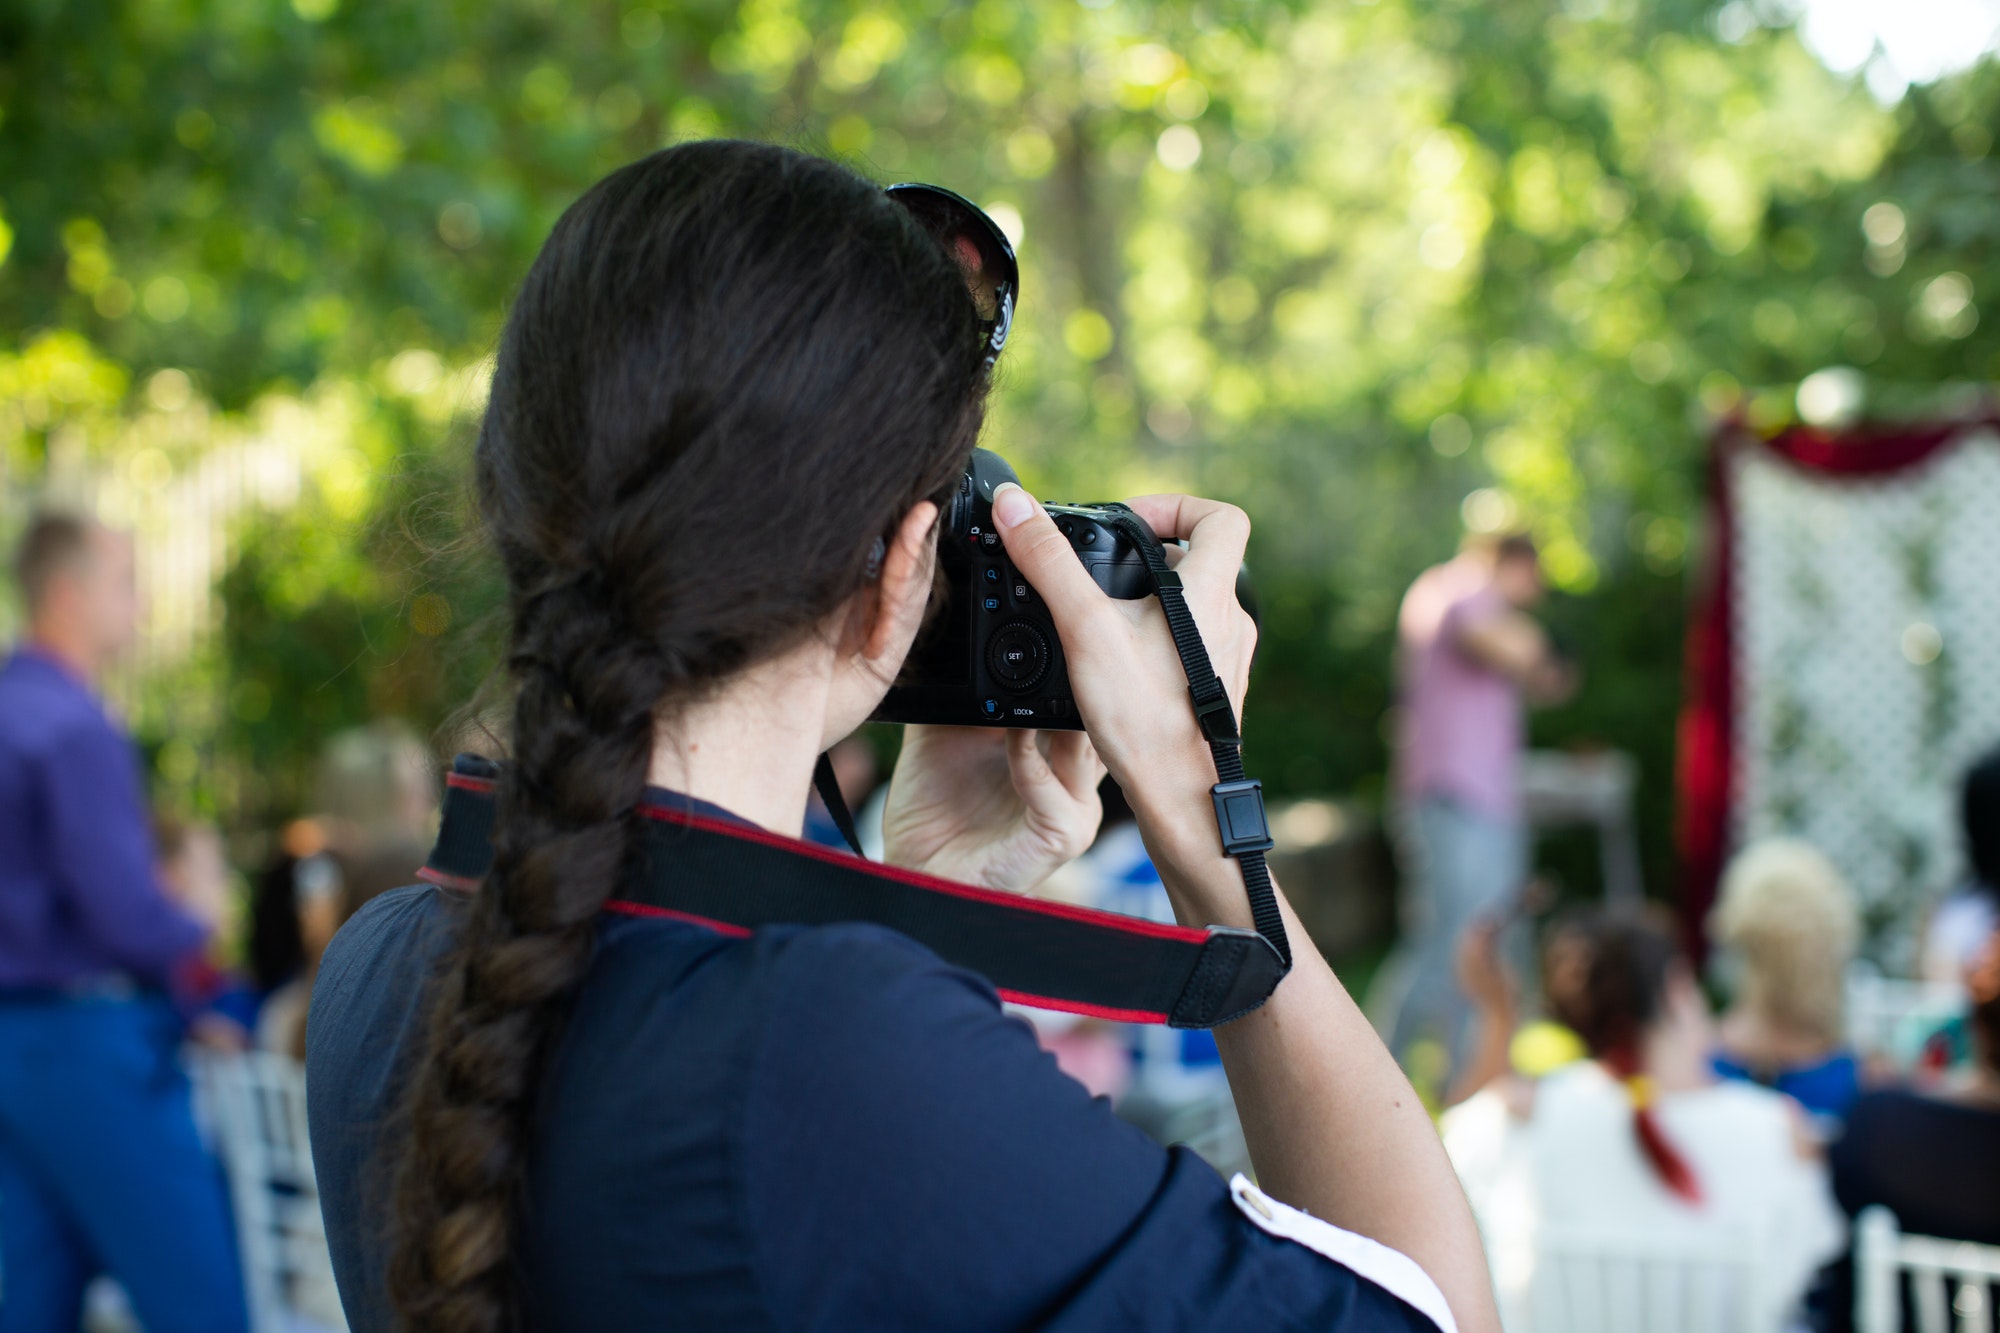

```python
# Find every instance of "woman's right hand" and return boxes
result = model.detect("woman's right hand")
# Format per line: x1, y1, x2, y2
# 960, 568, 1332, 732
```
989, 483, 1258, 924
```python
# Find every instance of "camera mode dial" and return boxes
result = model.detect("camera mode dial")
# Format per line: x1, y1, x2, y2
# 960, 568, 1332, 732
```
986, 620, 1051, 693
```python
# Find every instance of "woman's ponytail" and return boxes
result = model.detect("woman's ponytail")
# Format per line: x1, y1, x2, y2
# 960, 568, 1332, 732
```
1544, 910, 1704, 1208
1597, 1045, 1703, 1205
390, 591, 667, 1330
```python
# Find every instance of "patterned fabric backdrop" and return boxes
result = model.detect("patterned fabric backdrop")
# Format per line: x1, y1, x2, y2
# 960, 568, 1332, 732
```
1730, 428, 2000, 967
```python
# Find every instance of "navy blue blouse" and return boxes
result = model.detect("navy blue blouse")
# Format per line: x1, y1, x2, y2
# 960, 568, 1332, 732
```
306, 803, 1448, 1331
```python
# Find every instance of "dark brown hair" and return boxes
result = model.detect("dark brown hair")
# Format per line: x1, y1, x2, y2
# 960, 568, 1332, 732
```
388, 141, 988, 1331
1543, 909, 1704, 1205
12, 510, 93, 615
1970, 927, 2000, 1076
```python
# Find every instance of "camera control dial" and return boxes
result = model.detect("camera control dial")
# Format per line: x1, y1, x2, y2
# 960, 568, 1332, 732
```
986, 620, 1051, 693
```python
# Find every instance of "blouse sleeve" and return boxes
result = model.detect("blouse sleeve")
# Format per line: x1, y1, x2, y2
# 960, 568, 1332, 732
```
743, 923, 1452, 1333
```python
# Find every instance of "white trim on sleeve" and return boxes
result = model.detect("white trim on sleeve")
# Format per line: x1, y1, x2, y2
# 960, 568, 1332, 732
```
1229, 1174, 1459, 1333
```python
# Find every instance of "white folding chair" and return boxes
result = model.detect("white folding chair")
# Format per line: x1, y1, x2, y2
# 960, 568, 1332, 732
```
1529, 1223, 1769, 1333
1856, 1206, 2000, 1333
191, 1049, 346, 1333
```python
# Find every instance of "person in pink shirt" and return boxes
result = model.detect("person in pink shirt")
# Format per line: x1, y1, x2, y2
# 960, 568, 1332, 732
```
1372, 532, 1575, 1077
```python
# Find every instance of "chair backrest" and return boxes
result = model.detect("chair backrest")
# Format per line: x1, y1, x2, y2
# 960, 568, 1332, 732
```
190, 1049, 346, 1333
1856, 1206, 2000, 1333
1530, 1223, 1769, 1333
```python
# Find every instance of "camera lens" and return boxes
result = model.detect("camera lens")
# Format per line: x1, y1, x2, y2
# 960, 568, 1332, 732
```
986, 621, 1050, 692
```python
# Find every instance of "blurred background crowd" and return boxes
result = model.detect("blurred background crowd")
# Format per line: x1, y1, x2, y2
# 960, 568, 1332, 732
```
4, 0, 2000, 1328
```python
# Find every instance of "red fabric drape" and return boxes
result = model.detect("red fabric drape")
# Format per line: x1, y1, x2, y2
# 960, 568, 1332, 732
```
1672, 416, 1993, 957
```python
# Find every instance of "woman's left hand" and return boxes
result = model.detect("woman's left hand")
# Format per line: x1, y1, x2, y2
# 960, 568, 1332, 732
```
882, 725, 1106, 892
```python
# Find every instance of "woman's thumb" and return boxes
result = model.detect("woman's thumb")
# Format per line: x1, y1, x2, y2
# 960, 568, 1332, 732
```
991, 483, 1102, 618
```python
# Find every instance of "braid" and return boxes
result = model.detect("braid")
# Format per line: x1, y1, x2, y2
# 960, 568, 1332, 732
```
391, 581, 667, 1330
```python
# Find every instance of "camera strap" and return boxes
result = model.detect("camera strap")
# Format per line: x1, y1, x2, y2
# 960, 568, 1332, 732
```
1089, 503, 1290, 972
421, 756, 1286, 1028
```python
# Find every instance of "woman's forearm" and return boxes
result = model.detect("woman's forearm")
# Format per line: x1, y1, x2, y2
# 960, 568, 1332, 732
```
1147, 834, 1499, 1333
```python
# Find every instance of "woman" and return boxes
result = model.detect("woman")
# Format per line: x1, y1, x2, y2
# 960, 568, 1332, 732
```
1708, 838, 1862, 1123
1819, 927, 2000, 1330
1442, 910, 1841, 1331
305, 142, 1494, 1331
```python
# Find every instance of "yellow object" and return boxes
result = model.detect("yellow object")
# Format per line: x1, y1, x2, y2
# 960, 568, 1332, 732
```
1509, 1021, 1586, 1077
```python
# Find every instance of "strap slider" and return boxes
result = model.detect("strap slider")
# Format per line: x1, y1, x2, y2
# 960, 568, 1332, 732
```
1153, 569, 1184, 590
1190, 684, 1240, 744
1211, 778, 1275, 857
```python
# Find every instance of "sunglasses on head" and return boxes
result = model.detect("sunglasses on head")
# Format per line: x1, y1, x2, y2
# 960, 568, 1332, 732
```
885, 183, 1018, 368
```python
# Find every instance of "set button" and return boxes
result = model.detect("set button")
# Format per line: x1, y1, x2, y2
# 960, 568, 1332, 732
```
986, 621, 1051, 691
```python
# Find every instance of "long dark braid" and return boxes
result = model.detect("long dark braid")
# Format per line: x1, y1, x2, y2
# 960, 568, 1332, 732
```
389, 141, 986, 1331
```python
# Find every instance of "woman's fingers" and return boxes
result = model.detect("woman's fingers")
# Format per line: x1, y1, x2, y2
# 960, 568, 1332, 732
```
1120, 493, 1251, 590
1044, 729, 1106, 803
991, 483, 1112, 637
1006, 727, 1062, 807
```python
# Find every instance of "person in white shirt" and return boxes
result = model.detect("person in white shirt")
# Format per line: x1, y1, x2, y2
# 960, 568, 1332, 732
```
1443, 909, 1844, 1331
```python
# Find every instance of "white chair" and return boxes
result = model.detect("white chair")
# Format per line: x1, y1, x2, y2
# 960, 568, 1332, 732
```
1528, 1223, 1769, 1333
1856, 1206, 2000, 1333
191, 1050, 346, 1333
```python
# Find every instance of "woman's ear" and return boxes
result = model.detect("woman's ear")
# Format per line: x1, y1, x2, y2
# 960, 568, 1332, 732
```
861, 501, 940, 668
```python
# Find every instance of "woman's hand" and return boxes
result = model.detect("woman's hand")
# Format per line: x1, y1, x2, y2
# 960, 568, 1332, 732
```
882, 725, 1105, 892
989, 486, 1256, 922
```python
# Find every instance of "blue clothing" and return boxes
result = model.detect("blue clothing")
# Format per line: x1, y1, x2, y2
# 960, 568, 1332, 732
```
1710, 1048, 1862, 1121
308, 816, 1444, 1329
0, 648, 205, 989
0, 995, 247, 1333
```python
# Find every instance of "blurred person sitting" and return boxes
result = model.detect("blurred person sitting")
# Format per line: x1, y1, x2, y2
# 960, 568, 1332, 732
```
248, 822, 346, 1060
1443, 908, 1842, 1331
1371, 531, 1576, 1080
1815, 926, 2000, 1331
1708, 838, 1862, 1124
0, 511, 248, 1333
1922, 745, 2000, 987
250, 723, 437, 1058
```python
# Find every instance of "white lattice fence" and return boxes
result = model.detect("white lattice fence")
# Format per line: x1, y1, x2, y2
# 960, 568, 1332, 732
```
1731, 429, 2000, 968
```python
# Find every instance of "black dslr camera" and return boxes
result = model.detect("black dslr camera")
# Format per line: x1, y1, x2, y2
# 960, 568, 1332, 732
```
871, 449, 1156, 731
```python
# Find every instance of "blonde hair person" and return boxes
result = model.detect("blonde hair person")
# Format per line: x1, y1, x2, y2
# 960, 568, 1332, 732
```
1709, 838, 1863, 1121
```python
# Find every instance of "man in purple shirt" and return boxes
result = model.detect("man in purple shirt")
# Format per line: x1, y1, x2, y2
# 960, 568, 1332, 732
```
1371, 533, 1575, 1080
0, 513, 247, 1333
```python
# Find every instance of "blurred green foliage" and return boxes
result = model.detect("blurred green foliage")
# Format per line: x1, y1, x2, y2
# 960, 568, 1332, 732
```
3, 0, 1999, 896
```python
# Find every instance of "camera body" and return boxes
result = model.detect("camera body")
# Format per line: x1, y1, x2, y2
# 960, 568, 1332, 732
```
871, 449, 1154, 731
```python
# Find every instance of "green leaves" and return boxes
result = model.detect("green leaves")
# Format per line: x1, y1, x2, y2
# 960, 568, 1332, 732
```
5, 0, 1997, 867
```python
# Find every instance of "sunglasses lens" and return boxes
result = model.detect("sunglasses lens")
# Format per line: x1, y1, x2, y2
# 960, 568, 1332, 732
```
887, 184, 1018, 358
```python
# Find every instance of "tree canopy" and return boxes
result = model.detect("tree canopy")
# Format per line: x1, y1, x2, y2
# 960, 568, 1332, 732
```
3, 0, 1995, 895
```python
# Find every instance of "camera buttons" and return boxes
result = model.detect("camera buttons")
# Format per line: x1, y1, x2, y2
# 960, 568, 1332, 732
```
983, 566, 1001, 583
1010, 580, 1034, 606
979, 531, 1001, 550
982, 596, 1002, 612
987, 621, 1051, 692
981, 698, 1001, 718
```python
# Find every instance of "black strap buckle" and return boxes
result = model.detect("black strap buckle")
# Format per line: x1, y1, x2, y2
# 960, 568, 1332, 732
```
1211, 778, 1275, 856
1190, 684, 1241, 745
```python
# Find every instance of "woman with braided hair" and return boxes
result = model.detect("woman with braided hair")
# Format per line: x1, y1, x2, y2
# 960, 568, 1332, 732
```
1442, 909, 1842, 1330
306, 141, 1496, 1332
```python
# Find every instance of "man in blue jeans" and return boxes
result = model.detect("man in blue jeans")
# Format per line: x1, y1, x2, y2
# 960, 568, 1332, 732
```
1372, 533, 1576, 1079
0, 512, 246, 1333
